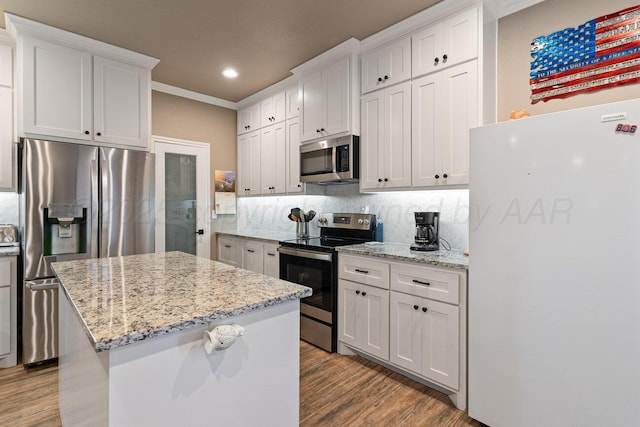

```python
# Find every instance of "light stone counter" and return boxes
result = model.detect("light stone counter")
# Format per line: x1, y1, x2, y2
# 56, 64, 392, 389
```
216, 229, 299, 243
0, 245, 20, 256
337, 242, 468, 270
52, 251, 311, 352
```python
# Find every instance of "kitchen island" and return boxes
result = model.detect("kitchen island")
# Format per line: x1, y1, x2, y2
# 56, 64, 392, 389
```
52, 251, 311, 427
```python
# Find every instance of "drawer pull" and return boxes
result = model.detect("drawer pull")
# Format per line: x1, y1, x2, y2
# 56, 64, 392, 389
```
247, 249, 255, 253
267, 253, 276, 257
355, 269, 369, 274
224, 244, 231, 248
412, 279, 431, 286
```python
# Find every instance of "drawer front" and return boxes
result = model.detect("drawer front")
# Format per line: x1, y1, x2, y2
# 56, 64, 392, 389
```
339, 255, 389, 289
390, 263, 459, 304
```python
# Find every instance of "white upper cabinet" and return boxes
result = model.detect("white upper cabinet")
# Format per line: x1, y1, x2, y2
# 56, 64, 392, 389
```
361, 36, 411, 95
0, 87, 12, 191
93, 56, 148, 147
237, 103, 261, 135
285, 87, 300, 119
293, 39, 359, 143
300, 56, 352, 142
0, 34, 14, 191
260, 91, 286, 127
360, 81, 412, 191
412, 7, 478, 78
285, 117, 303, 193
412, 61, 478, 188
0, 43, 13, 88
260, 122, 286, 195
21, 37, 93, 141
237, 130, 261, 196
7, 14, 158, 150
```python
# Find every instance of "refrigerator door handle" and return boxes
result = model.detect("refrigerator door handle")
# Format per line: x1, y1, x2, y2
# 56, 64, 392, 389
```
28, 282, 59, 291
91, 158, 100, 259
100, 158, 109, 257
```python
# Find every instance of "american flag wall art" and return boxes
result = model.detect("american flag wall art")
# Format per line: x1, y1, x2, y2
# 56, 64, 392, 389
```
530, 5, 640, 104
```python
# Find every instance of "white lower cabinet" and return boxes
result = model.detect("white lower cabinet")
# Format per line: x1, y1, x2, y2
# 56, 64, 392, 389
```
216, 236, 241, 267
338, 253, 467, 409
390, 290, 459, 389
0, 256, 17, 367
241, 240, 264, 274
263, 243, 280, 279
338, 279, 389, 360
216, 235, 280, 279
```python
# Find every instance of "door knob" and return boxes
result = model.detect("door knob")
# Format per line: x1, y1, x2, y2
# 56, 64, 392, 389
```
195, 229, 204, 235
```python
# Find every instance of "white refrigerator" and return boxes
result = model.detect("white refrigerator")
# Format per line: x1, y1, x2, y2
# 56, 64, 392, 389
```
468, 99, 640, 427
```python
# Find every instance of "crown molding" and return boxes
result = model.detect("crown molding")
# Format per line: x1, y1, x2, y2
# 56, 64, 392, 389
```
291, 38, 361, 76
4, 12, 159, 69
151, 81, 238, 110
236, 75, 298, 109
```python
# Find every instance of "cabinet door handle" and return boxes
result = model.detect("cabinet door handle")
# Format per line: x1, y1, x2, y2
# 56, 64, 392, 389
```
355, 290, 361, 295
412, 279, 431, 286
362, 292, 367, 296
443, 173, 448, 179
422, 307, 428, 312
434, 174, 440, 179
267, 252, 276, 257
384, 178, 389, 182
247, 249, 255, 253
442, 54, 448, 63
413, 305, 419, 310
378, 178, 382, 183
224, 244, 231, 248
384, 75, 389, 80
434, 57, 440, 64
85, 130, 90, 135
355, 268, 369, 274
320, 127, 325, 132
378, 77, 383, 82
96, 132, 102, 136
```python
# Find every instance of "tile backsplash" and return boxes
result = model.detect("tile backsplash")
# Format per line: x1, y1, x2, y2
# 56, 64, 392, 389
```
0, 192, 19, 225
235, 184, 469, 250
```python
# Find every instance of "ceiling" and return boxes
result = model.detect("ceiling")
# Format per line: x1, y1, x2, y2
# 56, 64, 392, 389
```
0, 0, 443, 103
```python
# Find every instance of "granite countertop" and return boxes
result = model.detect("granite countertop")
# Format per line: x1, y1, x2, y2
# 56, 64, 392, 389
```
337, 242, 468, 270
52, 251, 312, 352
0, 245, 20, 257
216, 229, 299, 244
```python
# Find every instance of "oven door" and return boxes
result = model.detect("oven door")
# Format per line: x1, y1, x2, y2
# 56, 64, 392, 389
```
279, 246, 334, 315
279, 246, 336, 351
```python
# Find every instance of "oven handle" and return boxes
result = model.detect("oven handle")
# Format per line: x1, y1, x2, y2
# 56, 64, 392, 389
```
277, 246, 333, 262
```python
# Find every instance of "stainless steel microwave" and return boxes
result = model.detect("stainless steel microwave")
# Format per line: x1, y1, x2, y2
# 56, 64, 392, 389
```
300, 135, 359, 184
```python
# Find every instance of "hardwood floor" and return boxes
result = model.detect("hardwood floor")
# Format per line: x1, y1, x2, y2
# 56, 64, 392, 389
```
0, 341, 481, 426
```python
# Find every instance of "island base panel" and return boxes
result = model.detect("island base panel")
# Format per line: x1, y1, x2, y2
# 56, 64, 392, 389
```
59, 293, 301, 427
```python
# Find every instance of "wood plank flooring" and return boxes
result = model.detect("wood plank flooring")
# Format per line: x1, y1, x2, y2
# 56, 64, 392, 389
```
0, 341, 482, 426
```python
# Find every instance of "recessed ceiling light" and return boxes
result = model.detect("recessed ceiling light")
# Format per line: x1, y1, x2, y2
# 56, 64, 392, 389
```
222, 68, 238, 78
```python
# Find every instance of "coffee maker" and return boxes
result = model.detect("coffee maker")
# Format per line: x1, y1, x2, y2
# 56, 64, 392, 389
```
410, 211, 440, 251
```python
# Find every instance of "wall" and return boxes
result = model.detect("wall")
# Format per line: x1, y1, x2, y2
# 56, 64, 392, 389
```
151, 91, 237, 257
498, 0, 640, 121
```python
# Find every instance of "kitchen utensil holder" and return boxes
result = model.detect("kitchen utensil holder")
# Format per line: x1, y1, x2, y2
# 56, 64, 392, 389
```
296, 222, 309, 239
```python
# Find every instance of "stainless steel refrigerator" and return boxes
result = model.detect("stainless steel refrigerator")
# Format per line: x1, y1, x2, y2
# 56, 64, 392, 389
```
468, 99, 640, 426
20, 138, 155, 365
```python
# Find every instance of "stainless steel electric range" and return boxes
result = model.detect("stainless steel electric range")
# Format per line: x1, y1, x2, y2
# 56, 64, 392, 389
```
279, 213, 377, 352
